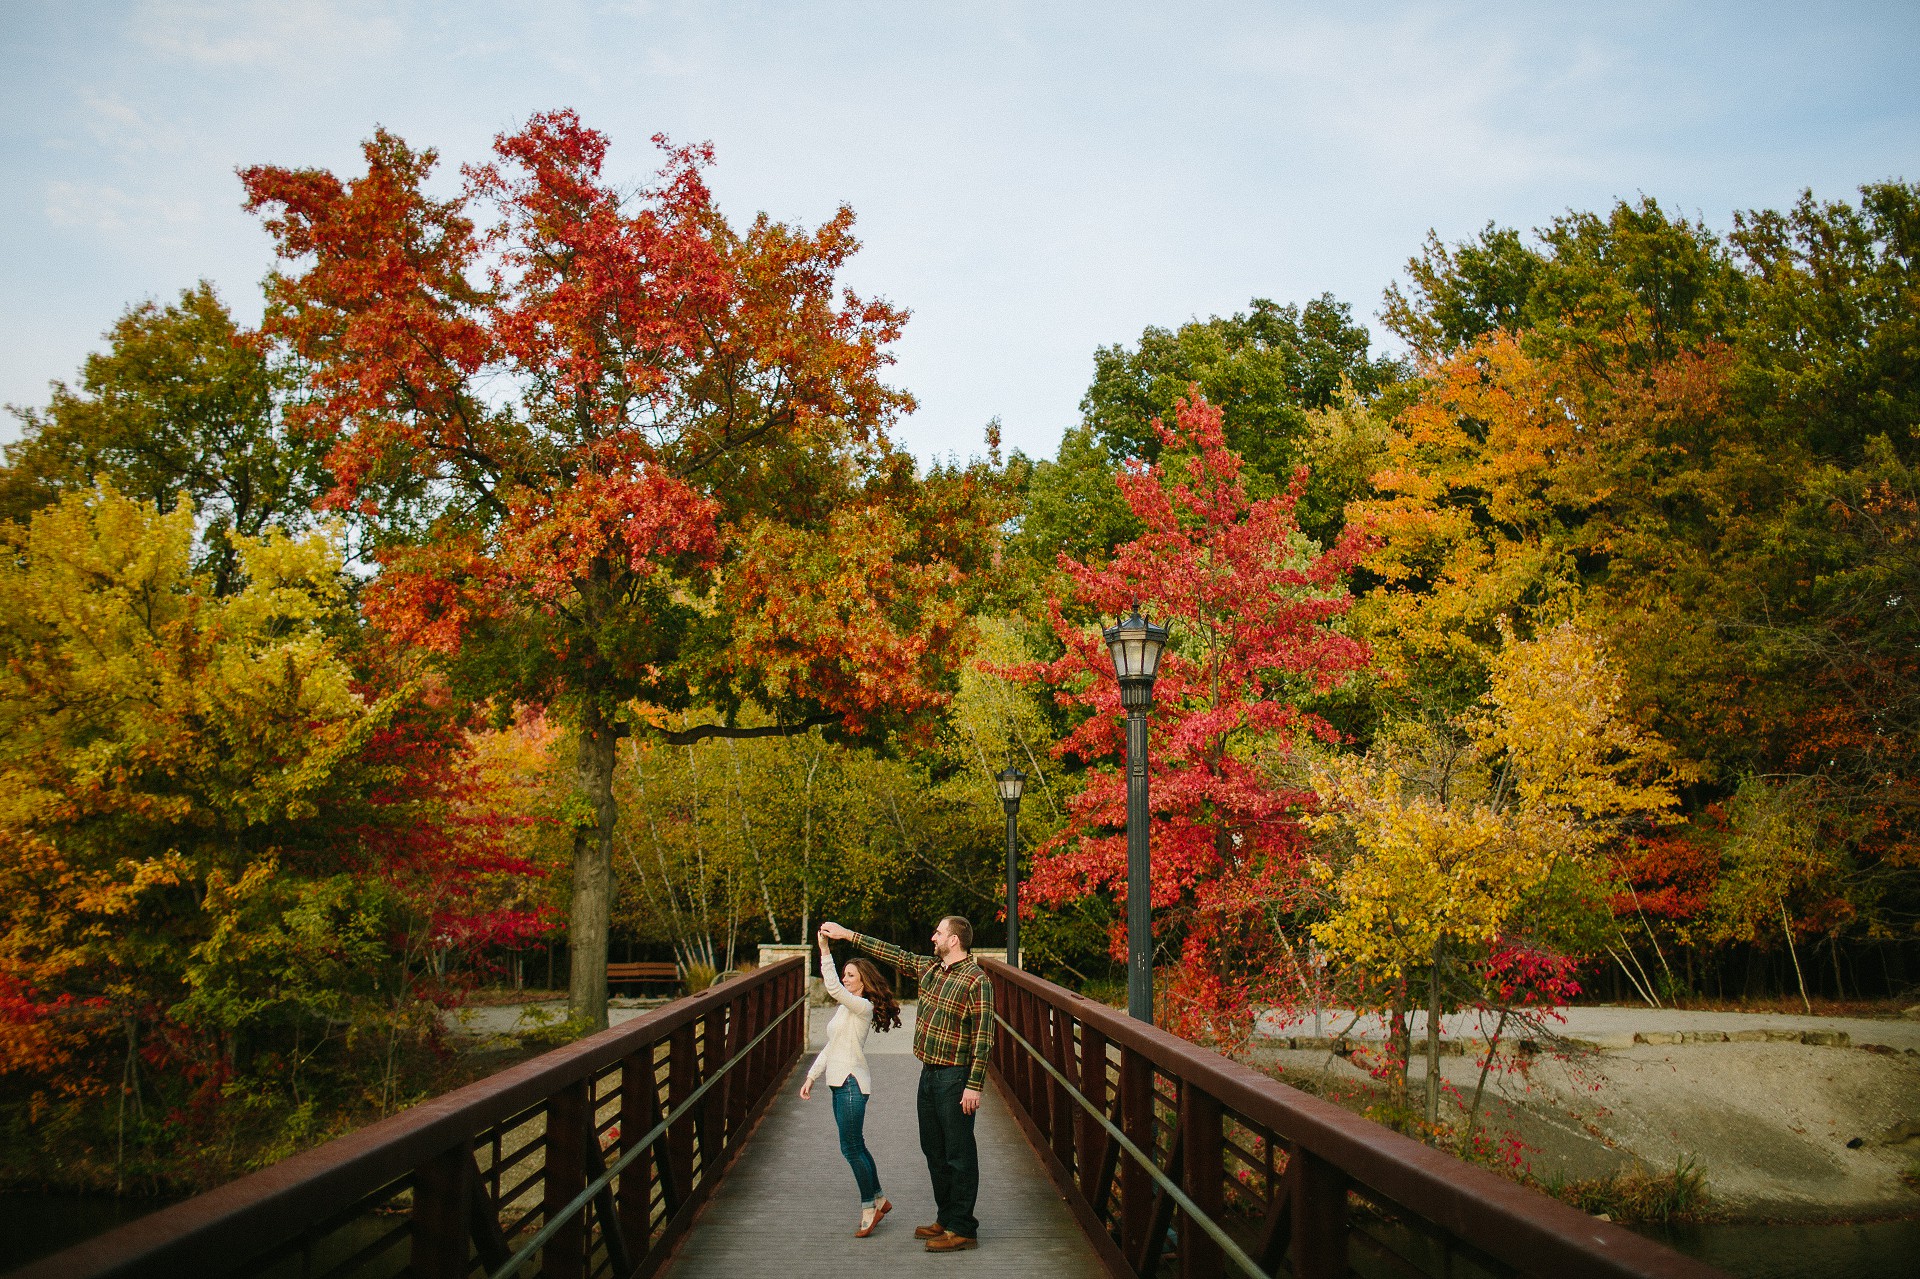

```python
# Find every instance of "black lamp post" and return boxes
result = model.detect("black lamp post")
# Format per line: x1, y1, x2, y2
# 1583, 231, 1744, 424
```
1104, 607, 1169, 1023
995, 761, 1026, 968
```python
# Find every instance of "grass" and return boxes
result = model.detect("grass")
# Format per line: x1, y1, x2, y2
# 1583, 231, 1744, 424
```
1539, 1157, 1714, 1225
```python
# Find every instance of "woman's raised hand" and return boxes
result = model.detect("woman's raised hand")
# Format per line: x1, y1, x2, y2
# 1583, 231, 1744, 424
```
817, 927, 832, 952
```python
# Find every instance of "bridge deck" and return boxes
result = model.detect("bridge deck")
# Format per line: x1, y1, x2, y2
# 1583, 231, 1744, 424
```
662, 1006, 1108, 1277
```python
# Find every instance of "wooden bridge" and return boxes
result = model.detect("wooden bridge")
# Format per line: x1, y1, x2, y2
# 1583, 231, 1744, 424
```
14, 956, 1723, 1279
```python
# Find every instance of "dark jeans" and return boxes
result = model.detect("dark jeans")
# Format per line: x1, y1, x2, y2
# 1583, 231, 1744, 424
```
830, 1081, 883, 1206
916, 1062, 979, 1238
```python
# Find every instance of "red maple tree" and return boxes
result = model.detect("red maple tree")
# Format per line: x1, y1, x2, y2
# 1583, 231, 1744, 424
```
1017, 392, 1371, 1040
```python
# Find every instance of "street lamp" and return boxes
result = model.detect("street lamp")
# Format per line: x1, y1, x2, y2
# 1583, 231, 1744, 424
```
1104, 606, 1169, 1023
995, 761, 1026, 968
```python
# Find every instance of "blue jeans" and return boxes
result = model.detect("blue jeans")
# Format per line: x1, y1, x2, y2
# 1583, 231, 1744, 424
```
830, 1081, 883, 1206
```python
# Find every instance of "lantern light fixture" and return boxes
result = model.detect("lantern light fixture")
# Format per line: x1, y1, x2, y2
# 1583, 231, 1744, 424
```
995, 763, 1027, 809
1104, 606, 1170, 700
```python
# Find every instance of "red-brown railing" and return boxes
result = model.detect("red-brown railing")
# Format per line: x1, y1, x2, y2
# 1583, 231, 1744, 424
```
983, 959, 1725, 1279
16, 957, 807, 1279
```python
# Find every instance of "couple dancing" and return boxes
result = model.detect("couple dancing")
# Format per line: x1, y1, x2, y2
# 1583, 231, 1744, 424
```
800, 916, 994, 1253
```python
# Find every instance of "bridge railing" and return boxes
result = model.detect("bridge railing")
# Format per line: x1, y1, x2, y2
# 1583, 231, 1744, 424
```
982, 959, 1722, 1279
18, 956, 807, 1279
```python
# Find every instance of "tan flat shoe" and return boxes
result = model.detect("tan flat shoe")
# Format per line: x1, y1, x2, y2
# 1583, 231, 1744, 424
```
855, 1197, 891, 1238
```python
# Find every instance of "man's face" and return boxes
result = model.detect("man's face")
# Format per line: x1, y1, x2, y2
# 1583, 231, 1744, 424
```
931, 920, 957, 959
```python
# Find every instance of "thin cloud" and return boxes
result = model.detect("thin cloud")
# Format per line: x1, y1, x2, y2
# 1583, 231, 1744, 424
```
80, 92, 185, 155
129, 0, 403, 67
45, 180, 201, 235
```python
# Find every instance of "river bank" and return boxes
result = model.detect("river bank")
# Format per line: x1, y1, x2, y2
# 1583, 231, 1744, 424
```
1243, 1004, 1920, 1224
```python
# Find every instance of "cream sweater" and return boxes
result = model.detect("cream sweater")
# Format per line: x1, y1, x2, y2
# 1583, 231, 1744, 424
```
805, 950, 874, 1094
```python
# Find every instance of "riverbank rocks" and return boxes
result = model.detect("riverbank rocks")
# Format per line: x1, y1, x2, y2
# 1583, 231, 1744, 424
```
1635, 1028, 1851, 1048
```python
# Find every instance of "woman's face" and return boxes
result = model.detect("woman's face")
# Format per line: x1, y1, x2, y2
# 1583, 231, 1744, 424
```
842, 962, 865, 995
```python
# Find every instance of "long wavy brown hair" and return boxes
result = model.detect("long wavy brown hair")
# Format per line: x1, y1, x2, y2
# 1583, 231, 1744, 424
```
845, 958, 902, 1033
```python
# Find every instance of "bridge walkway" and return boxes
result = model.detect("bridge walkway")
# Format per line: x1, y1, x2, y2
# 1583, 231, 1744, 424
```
662, 1007, 1106, 1277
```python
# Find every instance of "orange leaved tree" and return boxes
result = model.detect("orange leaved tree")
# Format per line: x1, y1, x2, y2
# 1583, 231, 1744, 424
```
242, 111, 999, 1027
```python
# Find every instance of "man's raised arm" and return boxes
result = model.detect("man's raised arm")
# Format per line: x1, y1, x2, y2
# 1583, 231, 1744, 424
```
820, 921, 932, 981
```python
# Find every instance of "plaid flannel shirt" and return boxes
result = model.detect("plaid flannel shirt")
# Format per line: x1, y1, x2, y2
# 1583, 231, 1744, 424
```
851, 933, 994, 1092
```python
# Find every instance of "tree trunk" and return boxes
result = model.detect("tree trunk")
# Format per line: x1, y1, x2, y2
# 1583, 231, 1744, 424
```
1424, 940, 1444, 1126
1388, 985, 1411, 1111
569, 717, 620, 1030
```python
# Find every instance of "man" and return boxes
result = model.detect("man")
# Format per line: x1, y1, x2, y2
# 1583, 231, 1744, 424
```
820, 916, 993, 1253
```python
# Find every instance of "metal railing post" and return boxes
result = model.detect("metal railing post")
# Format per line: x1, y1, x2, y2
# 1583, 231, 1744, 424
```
618, 1047, 654, 1255
1023, 988, 1049, 1138
1291, 1151, 1348, 1279
725, 991, 748, 1141
787, 967, 798, 1054
1047, 1006, 1075, 1174
991, 973, 1009, 1078
667, 1023, 698, 1211
410, 1140, 474, 1279
1119, 1044, 1154, 1260
1179, 1082, 1225, 1279
789, 966, 803, 1060
701, 1004, 726, 1176
748, 980, 769, 1099
1078, 1022, 1110, 1209
544, 1078, 590, 1279
1007, 983, 1025, 1109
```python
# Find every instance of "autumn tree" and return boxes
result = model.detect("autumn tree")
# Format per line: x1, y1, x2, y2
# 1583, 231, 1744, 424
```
1366, 183, 1920, 990
241, 112, 1001, 1027
0, 283, 327, 594
0, 485, 541, 1181
1311, 621, 1686, 1123
1017, 392, 1371, 1040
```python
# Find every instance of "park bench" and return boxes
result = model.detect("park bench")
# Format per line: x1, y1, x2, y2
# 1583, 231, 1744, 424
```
606, 961, 681, 994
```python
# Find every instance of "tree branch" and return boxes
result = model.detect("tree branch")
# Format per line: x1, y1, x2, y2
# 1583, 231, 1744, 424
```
649, 714, 838, 746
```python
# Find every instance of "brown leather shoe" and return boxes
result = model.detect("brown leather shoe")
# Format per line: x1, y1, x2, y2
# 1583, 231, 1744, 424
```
913, 1222, 945, 1240
925, 1231, 978, 1252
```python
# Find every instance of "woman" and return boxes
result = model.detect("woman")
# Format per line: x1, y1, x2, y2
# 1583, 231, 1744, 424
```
799, 926, 902, 1235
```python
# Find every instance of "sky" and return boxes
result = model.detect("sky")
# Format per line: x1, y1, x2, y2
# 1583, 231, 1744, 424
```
2, 1, 1917, 467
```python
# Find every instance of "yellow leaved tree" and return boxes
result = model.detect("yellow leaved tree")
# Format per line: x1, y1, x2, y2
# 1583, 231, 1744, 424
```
1310, 620, 1687, 1126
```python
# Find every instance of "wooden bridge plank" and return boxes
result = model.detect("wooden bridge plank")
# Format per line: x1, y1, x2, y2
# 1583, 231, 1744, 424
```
661, 1053, 1108, 1277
